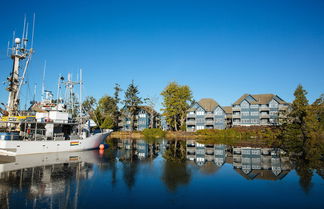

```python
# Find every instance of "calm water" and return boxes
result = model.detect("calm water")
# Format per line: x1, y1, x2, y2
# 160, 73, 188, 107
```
0, 139, 324, 209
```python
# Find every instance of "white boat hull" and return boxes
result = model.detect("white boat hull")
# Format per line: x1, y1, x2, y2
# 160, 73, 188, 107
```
0, 131, 111, 156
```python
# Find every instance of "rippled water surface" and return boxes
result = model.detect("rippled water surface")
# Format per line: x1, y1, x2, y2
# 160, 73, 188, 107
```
0, 139, 324, 209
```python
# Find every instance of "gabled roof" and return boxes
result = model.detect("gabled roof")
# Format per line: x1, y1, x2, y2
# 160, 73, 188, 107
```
252, 94, 276, 105
234, 168, 289, 181
138, 105, 158, 114
121, 105, 158, 115
233, 94, 250, 105
233, 94, 287, 105
223, 106, 232, 114
198, 98, 219, 112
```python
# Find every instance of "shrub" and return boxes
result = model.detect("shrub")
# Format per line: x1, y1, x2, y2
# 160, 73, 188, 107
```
142, 128, 166, 139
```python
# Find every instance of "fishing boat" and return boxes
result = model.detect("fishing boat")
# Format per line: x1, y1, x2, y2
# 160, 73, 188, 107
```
0, 16, 111, 156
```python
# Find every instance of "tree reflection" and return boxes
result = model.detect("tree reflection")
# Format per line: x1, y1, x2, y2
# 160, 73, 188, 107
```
282, 137, 324, 193
100, 138, 119, 185
122, 161, 138, 190
161, 140, 191, 191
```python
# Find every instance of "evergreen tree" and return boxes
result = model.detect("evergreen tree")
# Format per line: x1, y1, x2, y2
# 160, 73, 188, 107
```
312, 94, 324, 131
113, 83, 122, 130
289, 84, 309, 140
98, 95, 117, 116
123, 80, 142, 131
283, 85, 324, 149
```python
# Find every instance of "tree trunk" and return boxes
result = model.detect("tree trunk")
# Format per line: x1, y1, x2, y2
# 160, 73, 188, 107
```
150, 112, 154, 129
131, 114, 134, 131
174, 140, 178, 158
174, 116, 178, 131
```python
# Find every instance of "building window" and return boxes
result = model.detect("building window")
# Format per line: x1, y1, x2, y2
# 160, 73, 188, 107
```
242, 119, 250, 123
196, 111, 205, 116
241, 100, 249, 108
251, 112, 259, 116
270, 111, 278, 116
215, 118, 223, 123
251, 119, 259, 124
196, 118, 205, 123
215, 110, 223, 115
269, 100, 279, 108
250, 104, 258, 109
196, 125, 205, 130
241, 112, 249, 116
139, 114, 146, 118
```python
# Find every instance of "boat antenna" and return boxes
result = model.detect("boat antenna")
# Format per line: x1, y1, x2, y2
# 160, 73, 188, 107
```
22, 15, 26, 47
56, 74, 61, 104
79, 68, 83, 135
31, 13, 35, 50
41, 60, 46, 101
31, 83, 37, 105
79, 68, 82, 119
6, 41, 10, 57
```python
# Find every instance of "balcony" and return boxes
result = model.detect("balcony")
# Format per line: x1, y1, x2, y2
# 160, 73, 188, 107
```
260, 114, 270, 119
232, 106, 241, 111
232, 114, 241, 118
205, 113, 214, 118
205, 120, 214, 125
186, 120, 196, 125
279, 105, 288, 111
260, 106, 270, 111
187, 113, 196, 118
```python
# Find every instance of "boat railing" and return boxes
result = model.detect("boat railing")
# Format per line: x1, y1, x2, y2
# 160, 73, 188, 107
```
53, 133, 65, 141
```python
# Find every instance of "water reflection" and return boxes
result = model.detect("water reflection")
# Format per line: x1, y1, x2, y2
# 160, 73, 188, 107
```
0, 151, 98, 209
0, 139, 323, 209
186, 140, 292, 181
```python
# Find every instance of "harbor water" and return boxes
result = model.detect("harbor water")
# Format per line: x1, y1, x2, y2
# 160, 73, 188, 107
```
0, 138, 323, 209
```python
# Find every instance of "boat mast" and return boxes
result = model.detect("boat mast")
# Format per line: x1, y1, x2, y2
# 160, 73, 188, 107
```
6, 15, 35, 116
79, 69, 82, 119
64, 72, 82, 117
41, 60, 46, 101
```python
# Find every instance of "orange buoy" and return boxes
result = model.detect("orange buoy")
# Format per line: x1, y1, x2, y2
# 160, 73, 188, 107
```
99, 144, 105, 150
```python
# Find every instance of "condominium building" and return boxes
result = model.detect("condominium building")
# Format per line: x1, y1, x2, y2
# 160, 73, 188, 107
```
186, 98, 230, 132
232, 94, 289, 126
119, 106, 159, 131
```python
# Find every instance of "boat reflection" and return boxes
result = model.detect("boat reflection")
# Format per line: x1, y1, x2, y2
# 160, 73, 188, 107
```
0, 151, 99, 209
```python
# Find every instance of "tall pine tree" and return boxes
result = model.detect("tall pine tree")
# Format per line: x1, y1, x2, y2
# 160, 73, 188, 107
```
124, 81, 142, 131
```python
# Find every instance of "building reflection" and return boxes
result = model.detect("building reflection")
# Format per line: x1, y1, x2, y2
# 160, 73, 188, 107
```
186, 140, 292, 180
117, 139, 160, 161
114, 139, 292, 181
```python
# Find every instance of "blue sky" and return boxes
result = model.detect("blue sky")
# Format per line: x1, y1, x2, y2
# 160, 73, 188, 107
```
0, 0, 323, 111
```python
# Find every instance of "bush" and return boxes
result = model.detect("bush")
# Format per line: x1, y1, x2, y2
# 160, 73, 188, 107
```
142, 128, 166, 139
195, 127, 281, 140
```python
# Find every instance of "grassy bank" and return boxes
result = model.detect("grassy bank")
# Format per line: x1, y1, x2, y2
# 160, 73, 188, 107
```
109, 127, 281, 140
